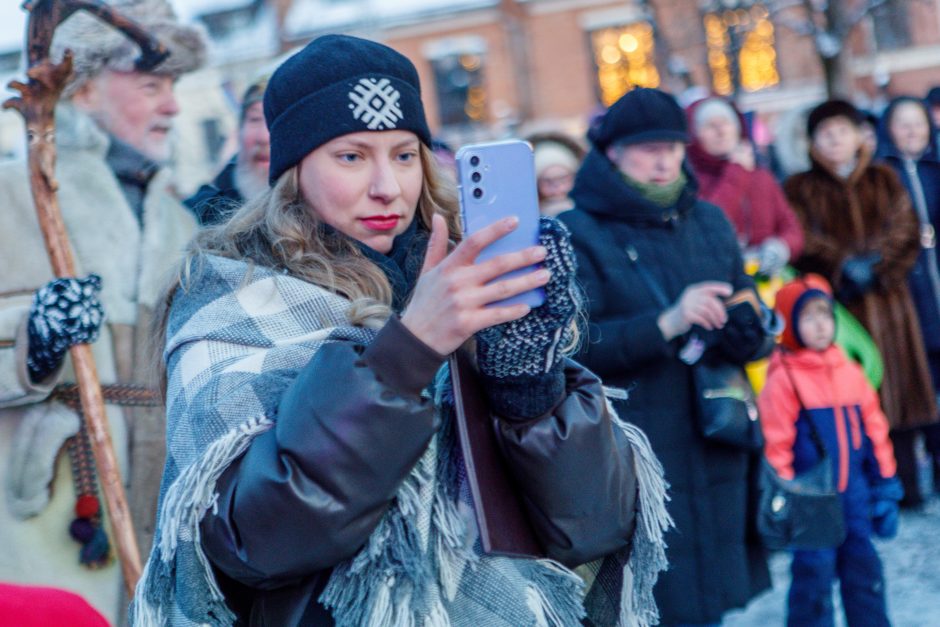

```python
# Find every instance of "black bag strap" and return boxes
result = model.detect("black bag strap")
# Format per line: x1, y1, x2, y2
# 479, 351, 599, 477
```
777, 350, 828, 459
624, 244, 671, 309
576, 210, 672, 308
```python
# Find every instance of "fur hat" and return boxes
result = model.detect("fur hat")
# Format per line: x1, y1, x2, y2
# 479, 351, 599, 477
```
52, 0, 207, 98
806, 99, 864, 138
589, 88, 688, 152
264, 34, 432, 185
774, 274, 834, 351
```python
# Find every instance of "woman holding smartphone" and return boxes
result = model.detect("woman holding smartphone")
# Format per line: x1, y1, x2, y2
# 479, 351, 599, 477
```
560, 88, 772, 627
131, 35, 668, 626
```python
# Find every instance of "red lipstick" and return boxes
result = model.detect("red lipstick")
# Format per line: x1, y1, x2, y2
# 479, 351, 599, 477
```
361, 215, 400, 231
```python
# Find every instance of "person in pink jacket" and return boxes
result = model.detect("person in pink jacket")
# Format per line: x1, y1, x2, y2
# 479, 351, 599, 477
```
687, 97, 804, 277
759, 274, 902, 627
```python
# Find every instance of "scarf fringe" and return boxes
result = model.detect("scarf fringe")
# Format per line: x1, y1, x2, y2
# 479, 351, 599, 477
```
526, 558, 587, 627
609, 399, 673, 627
130, 559, 166, 627
320, 434, 442, 626
132, 416, 273, 626
424, 597, 451, 627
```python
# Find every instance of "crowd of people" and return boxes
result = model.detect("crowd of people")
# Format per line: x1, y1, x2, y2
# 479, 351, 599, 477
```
1, 2, 940, 626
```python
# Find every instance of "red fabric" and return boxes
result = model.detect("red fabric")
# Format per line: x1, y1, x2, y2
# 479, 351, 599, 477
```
758, 346, 897, 482
685, 98, 805, 256
0, 583, 110, 627
774, 273, 833, 351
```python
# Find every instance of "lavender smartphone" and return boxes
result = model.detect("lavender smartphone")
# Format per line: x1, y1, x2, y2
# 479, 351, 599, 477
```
455, 139, 545, 308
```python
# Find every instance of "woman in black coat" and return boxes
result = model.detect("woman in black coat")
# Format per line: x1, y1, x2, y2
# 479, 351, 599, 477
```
560, 88, 771, 625
877, 96, 940, 503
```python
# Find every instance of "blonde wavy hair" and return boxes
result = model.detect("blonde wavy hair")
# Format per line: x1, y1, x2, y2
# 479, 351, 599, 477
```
150, 145, 460, 387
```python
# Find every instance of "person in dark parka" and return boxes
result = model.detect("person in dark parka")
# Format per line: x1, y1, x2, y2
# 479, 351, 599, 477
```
877, 96, 940, 500
559, 88, 771, 626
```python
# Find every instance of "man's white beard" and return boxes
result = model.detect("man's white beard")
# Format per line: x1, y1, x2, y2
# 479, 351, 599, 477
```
234, 155, 268, 202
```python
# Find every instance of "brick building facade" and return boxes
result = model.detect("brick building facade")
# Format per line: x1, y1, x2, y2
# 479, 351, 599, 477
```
3, 0, 940, 193
274, 0, 940, 142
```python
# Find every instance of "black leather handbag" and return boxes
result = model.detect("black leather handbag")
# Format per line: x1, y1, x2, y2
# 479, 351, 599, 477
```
757, 356, 846, 550
621, 240, 766, 452
692, 358, 763, 450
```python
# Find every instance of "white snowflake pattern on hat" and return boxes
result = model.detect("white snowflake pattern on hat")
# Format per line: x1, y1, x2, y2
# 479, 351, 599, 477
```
348, 78, 403, 130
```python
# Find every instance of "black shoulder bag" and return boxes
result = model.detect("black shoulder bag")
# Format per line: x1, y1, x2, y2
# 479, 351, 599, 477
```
623, 243, 764, 451
757, 355, 846, 550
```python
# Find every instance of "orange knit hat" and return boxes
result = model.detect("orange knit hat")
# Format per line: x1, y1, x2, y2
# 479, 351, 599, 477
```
774, 274, 834, 351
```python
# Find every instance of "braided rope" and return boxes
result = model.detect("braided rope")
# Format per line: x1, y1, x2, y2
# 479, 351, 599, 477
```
52, 383, 160, 568
51, 382, 161, 408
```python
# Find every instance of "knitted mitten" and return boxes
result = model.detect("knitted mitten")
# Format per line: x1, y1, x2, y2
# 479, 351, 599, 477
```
870, 476, 904, 538
27, 275, 104, 383
476, 217, 579, 418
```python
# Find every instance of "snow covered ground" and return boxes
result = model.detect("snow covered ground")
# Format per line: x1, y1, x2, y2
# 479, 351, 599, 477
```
726, 495, 940, 626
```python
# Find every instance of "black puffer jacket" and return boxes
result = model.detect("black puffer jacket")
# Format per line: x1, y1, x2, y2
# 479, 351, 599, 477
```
200, 315, 638, 625
559, 150, 770, 624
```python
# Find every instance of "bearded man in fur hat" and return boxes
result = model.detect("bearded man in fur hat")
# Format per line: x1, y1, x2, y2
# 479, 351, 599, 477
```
185, 74, 270, 226
0, 1, 205, 621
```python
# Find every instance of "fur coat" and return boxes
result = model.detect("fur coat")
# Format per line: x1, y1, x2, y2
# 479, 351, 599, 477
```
0, 105, 195, 623
784, 148, 936, 430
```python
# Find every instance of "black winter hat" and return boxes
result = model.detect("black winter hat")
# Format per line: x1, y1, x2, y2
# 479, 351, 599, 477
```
926, 86, 940, 107
806, 99, 864, 138
588, 88, 688, 151
264, 34, 432, 184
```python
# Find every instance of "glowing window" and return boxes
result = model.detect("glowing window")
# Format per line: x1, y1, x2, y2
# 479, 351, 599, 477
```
590, 22, 660, 106
704, 3, 779, 95
431, 53, 486, 126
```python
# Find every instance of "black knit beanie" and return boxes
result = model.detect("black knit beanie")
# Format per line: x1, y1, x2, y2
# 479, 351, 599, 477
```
806, 99, 864, 138
264, 34, 432, 184
589, 88, 688, 152
926, 86, 940, 107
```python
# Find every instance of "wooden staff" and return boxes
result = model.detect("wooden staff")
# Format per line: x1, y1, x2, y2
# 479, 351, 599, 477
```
3, 0, 169, 596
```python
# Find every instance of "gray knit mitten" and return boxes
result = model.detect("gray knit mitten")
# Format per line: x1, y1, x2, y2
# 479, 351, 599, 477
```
27, 275, 104, 383
475, 217, 579, 418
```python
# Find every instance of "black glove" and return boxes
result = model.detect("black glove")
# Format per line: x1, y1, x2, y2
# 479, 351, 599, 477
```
716, 298, 767, 363
837, 253, 881, 303
27, 275, 104, 383
475, 217, 579, 418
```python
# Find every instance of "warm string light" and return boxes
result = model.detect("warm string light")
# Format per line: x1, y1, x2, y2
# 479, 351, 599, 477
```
705, 3, 779, 95
591, 22, 660, 106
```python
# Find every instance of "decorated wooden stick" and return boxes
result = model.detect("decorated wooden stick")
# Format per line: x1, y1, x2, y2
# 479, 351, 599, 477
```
3, 0, 168, 596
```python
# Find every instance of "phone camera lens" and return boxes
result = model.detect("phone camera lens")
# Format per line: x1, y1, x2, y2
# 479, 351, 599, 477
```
469, 155, 480, 166
471, 172, 482, 183
472, 188, 483, 199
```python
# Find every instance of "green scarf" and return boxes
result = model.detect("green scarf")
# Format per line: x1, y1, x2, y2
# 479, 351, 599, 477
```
623, 172, 687, 208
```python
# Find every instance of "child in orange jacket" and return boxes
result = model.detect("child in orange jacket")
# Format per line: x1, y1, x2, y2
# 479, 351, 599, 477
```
758, 274, 902, 627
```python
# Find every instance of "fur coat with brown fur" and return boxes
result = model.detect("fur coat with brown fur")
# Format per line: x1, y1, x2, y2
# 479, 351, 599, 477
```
784, 148, 937, 431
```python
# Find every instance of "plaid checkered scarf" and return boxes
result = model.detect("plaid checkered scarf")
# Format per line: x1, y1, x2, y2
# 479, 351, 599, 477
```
131, 254, 670, 626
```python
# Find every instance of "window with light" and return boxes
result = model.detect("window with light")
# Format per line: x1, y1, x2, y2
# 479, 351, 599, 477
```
589, 22, 660, 106
703, 3, 779, 95
431, 53, 486, 127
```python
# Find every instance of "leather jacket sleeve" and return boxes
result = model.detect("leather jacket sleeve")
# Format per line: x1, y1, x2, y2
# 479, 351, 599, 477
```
493, 359, 637, 567
200, 317, 444, 590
